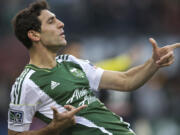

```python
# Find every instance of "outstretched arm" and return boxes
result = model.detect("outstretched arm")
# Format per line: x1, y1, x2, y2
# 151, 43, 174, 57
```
99, 38, 180, 91
8, 105, 86, 135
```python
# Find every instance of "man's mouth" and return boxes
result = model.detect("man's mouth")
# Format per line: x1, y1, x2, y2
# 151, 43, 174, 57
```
60, 32, 65, 37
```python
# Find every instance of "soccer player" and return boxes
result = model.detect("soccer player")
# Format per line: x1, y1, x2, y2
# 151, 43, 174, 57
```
8, 0, 180, 135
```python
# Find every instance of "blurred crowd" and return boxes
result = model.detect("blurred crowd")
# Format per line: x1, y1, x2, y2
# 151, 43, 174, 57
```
0, 0, 180, 135
1, 0, 180, 36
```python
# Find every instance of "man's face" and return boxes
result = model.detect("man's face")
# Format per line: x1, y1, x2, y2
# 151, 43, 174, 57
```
38, 10, 67, 49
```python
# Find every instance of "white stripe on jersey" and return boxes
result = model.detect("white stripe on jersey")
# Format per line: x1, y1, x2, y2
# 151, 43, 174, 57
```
10, 68, 30, 104
76, 116, 113, 135
17, 68, 30, 104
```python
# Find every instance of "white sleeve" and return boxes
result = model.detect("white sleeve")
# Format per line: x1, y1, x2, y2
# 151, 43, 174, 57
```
8, 71, 41, 132
66, 55, 104, 91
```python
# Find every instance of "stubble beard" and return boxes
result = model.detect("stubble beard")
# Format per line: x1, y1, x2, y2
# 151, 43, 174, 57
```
46, 41, 67, 54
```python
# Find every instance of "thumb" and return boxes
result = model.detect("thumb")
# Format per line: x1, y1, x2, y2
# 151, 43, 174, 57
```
64, 105, 75, 111
149, 38, 159, 51
51, 106, 58, 119
69, 105, 87, 116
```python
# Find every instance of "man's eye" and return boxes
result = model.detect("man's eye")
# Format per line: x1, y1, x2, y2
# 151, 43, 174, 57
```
48, 19, 53, 24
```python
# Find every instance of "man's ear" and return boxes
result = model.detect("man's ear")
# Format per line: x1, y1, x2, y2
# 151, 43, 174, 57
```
27, 30, 40, 42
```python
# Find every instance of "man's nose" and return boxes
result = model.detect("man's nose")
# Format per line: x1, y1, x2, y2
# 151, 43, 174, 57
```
57, 20, 64, 28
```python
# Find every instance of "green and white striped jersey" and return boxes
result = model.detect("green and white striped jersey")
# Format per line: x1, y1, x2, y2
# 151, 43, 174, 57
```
8, 55, 135, 135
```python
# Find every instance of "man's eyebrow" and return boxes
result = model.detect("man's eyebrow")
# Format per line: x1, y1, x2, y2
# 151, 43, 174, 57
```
47, 15, 56, 22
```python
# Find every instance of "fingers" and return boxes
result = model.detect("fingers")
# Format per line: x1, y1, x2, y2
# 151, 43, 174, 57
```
51, 105, 87, 119
64, 105, 87, 125
51, 106, 59, 119
64, 105, 75, 111
160, 59, 174, 67
149, 38, 159, 51
156, 51, 174, 65
171, 43, 180, 49
51, 106, 58, 114
68, 105, 87, 116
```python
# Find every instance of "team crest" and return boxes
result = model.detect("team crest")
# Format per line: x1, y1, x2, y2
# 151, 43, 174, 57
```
70, 68, 85, 78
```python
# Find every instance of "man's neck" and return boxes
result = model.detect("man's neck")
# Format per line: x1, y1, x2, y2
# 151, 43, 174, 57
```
29, 44, 57, 69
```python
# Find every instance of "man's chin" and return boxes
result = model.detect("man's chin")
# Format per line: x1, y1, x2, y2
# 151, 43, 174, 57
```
59, 40, 67, 46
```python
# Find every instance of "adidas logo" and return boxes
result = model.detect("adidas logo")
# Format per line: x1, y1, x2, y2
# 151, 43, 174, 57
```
51, 81, 60, 90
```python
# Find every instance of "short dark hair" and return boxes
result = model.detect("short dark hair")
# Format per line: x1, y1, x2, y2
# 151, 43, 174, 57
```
12, 0, 50, 49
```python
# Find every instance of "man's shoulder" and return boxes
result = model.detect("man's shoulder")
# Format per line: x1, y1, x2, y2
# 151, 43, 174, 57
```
12, 67, 35, 88
10, 67, 36, 104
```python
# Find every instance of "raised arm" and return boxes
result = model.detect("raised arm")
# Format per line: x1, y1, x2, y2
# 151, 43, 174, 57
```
8, 105, 86, 135
99, 38, 180, 91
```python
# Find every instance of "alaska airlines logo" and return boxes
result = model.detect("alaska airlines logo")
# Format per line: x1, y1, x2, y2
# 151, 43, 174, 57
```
70, 68, 85, 78
66, 88, 97, 106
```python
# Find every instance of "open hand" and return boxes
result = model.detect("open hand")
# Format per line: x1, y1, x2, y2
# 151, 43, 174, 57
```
149, 38, 180, 67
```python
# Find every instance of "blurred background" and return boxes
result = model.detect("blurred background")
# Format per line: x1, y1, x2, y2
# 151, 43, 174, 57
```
1, 0, 180, 135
